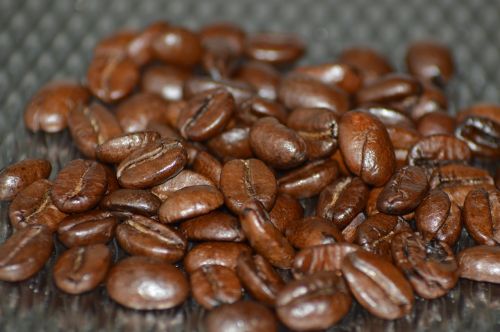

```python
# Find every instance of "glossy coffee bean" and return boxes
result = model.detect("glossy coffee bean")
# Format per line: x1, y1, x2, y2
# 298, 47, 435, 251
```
24, 81, 90, 133
339, 47, 393, 84
153, 26, 202, 67
179, 211, 245, 242
188, 147, 222, 186
410, 81, 448, 120
458, 246, 500, 284
356, 73, 421, 106
457, 103, 500, 124
205, 301, 278, 332
9, 179, 67, 231
207, 125, 253, 161
341, 212, 367, 243
220, 158, 277, 214
268, 193, 304, 233
127, 21, 170, 66
117, 138, 187, 189
115, 93, 169, 133
96, 131, 161, 164
0, 159, 51, 201
235, 62, 280, 100
286, 216, 343, 249
408, 135, 471, 167
184, 77, 255, 105
141, 64, 190, 101
202, 44, 240, 80
200, 22, 246, 56
51, 160, 107, 213
190, 265, 242, 309
294, 62, 363, 94
365, 106, 415, 129
455, 116, 500, 158
245, 32, 304, 65
0, 225, 53, 282
184, 241, 252, 273
463, 189, 500, 246
53, 244, 111, 294
341, 250, 414, 320
94, 30, 136, 56
100, 189, 161, 216
406, 41, 454, 85
151, 170, 215, 201
57, 210, 118, 247
417, 111, 456, 136
276, 272, 352, 331
386, 126, 421, 169
107, 256, 189, 310
391, 231, 458, 299
339, 110, 395, 186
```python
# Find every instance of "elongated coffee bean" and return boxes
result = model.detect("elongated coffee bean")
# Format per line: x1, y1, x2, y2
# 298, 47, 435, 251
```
96, 131, 161, 164
57, 210, 118, 247
0, 159, 52, 201
190, 265, 242, 309
463, 189, 500, 245
458, 246, 500, 284
100, 189, 161, 216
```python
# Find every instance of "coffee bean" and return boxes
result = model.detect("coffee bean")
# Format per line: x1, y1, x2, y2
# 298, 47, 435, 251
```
235, 62, 280, 100
276, 272, 352, 331
0, 225, 53, 282
341, 212, 367, 243
153, 26, 202, 67
0, 159, 52, 201
406, 41, 454, 86
200, 22, 246, 56
386, 126, 422, 168
184, 77, 255, 105
205, 301, 278, 332
457, 103, 500, 124
202, 45, 240, 80
458, 246, 500, 284
186, 145, 222, 186
268, 193, 304, 233
94, 30, 136, 57
115, 93, 169, 133
294, 62, 363, 94
408, 134, 471, 167
103, 165, 120, 195
151, 170, 215, 202
365, 106, 415, 129
184, 241, 252, 273
9, 179, 67, 231
245, 32, 304, 65
339, 47, 393, 84
286, 216, 343, 249
57, 210, 118, 247
207, 125, 254, 161
53, 244, 111, 294
117, 138, 187, 189
51, 160, 108, 213
237, 96, 287, 125
463, 188, 500, 246
128, 21, 170, 66
356, 73, 421, 106
96, 131, 161, 164
179, 211, 245, 242
455, 116, 500, 158
141, 64, 190, 101
417, 111, 456, 136
100, 189, 161, 216
107, 256, 189, 310
391, 231, 458, 299
341, 250, 414, 319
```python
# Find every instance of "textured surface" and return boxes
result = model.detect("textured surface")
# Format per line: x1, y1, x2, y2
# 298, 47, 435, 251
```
0, 0, 499, 331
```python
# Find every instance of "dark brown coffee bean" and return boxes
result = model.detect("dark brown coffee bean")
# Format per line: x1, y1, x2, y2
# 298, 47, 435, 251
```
457, 103, 500, 124
278, 73, 349, 115
278, 159, 339, 198
287, 107, 339, 159
24, 81, 90, 133
339, 47, 393, 84
184, 241, 252, 273
245, 32, 304, 65
341, 212, 367, 243
377, 165, 429, 215
9, 179, 67, 231
455, 116, 500, 158
365, 106, 415, 129
141, 64, 190, 101
200, 22, 246, 56
207, 125, 253, 161
417, 111, 456, 136
331, 149, 351, 176
205, 301, 278, 332
391, 231, 458, 299
190, 265, 242, 309
68, 103, 123, 159
316, 177, 369, 229
107, 256, 189, 309
96, 131, 161, 164
341, 250, 414, 320
294, 62, 363, 94
152, 26, 202, 67
415, 189, 462, 246
220, 158, 277, 214
53, 244, 111, 294
463, 188, 500, 246
100, 189, 161, 216
339, 110, 395, 186
408, 134, 471, 167
356, 73, 421, 106
235, 62, 280, 100
117, 138, 187, 189
0, 159, 52, 201
151, 170, 215, 201
115, 93, 169, 133
286, 216, 343, 249
406, 41, 454, 86
51, 160, 107, 213
276, 272, 352, 331
184, 77, 255, 105
94, 30, 136, 57
116, 215, 186, 262
268, 194, 304, 233
387, 126, 422, 169
236, 253, 284, 305
410, 81, 449, 121
128, 21, 170, 66
201, 43, 240, 80
158, 185, 224, 224
57, 210, 118, 247
458, 246, 500, 284
0, 225, 53, 282
237, 96, 287, 125
179, 211, 245, 242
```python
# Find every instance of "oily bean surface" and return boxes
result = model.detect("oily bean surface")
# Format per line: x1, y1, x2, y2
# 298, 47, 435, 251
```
184, 241, 252, 273
100, 189, 161, 216
57, 210, 118, 247
458, 246, 500, 284
151, 170, 215, 201
179, 211, 245, 242
205, 301, 278, 332
190, 265, 242, 309
0, 159, 52, 201
463, 189, 500, 245
286, 216, 343, 249
96, 131, 161, 164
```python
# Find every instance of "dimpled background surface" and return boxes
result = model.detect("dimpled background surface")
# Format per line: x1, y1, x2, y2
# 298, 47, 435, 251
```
0, 0, 499, 331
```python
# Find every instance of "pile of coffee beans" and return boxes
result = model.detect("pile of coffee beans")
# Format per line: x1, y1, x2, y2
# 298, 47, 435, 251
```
0, 21, 499, 331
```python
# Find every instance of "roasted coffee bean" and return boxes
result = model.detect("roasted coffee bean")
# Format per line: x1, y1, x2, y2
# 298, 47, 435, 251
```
190, 265, 242, 309
184, 241, 252, 273
455, 116, 500, 158
152, 170, 215, 201
107, 256, 189, 310
457, 103, 500, 124
153, 26, 202, 67
141, 64, 190, 101
158, 185, 224, 223
458, 246, 500, 284
9, 179, 67, 231
316, 177, 369, 229
147, 122, 181, 140
202, 45, 239, 80
103, 165, 120, 195
117, 138, 186, 189
94, 30, 136, 56
406, 41, 454, 86
286, 217, 343, 249
415, 189, 462, 246
292, 243, 360, 279
279, 159, 339, 199
287, 107, 339, 159
0, 225, 53, 282
463, 188, 500, 246
339, 47, 393, 83
408, 135, 471, 167
417, 111, 456, 136
235, 62, 280, 100
51, 160, 107, 213
341, 250, 414, 320
220, 158, 277, 214
57, 210, 118, 247
236, 253, 284, 305
341, 212, 367, 243
24, 81, 90, 133
237, 96, 287, 125
377, 165, 429, 215
0, 159, 51, 201
245, 32, 304, 65
179, 211, 245, 242
240, 200, 295, 269
205, 301, 278, 332
391, 231, 458, 299
365, 106, 415, 129
115, 93, 169, 133
200, 22, 246, 56
268, 194, 304, 233
294, 62, 363, 94
100, 189, 161, 216
410, 81, 449, 121
387, 126, 422, 169
278, 73, 349, 115
184, 77, 255, 105
339, 110, 395, 186
177, 88, 235, 141
53, 244, 111, 294
96, 131, 161, 164
249, 117, 307, 169
207, 125, 253, 161
128, 21, 170, 66
356, 73, 421, 106
116, 215, 186, 262
276, 272, 352, 331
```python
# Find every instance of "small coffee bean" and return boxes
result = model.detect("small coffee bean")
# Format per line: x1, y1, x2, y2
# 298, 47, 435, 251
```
179, 211, 245, 242
408, 134, 471, 167
406, 41, 454, 86
365, 106, 415, 129
286, 216, 343, 249
339, 47, 393, 83
268, 193, 304, 233
184, 77, 255, 105
463, 188, 500, 246
205, 301, 278, 332
57, 210, 118, 247
151, 170, 215, 201
386, 126, 422, 169
96, 131, 161, 164
341, 212, 367, 243
417, 111, 456, 136
184, 241, 252, 273
152, 26, 203, 67
141, 64, 191, 101
294, 62, 363, 94
115, 93, 169, 133
187, 145, 222, 186
356, 73, 421, 106
0, 159, 52, 201
245, 32, 304, 65
207, 125, 253, 161
94, 30, 136, 57
200, 22, 246, 56
457, 103, 500, 124
455, 116, 500, 158
458, 246, 500, 284
410, 81, 448, 121
235, 62, 280, 100
100, 189, 161, 216
128, 21, 170, 66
